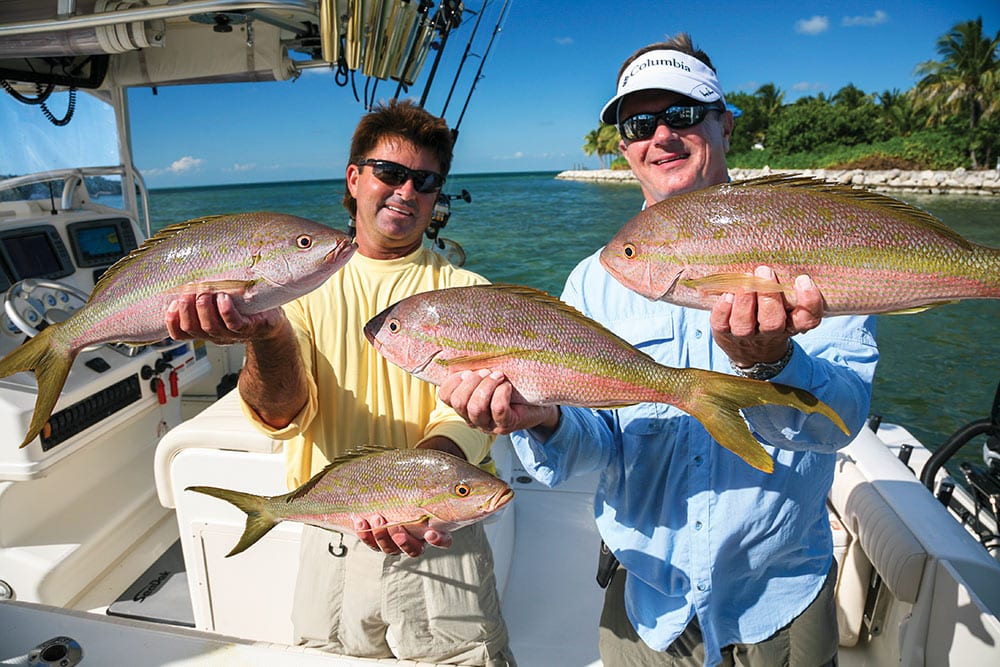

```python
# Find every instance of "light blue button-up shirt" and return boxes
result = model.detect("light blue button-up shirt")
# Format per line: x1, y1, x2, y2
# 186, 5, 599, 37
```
510, 248, 878, 666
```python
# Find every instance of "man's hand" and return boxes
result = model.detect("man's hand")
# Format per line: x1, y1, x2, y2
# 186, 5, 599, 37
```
165, 292, 287, 345
711, 266, 824, 367
439, 369, 560, 439
354, 516, 453, 557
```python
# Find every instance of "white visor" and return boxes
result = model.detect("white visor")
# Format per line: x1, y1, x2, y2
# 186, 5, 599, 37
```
600, 49, 726, 124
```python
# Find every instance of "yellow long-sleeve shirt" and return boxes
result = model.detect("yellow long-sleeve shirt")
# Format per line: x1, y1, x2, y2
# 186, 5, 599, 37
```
240, 246, 493, 489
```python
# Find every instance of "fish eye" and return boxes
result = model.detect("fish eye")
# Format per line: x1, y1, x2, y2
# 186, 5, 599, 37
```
387, 318, 401, 334
623, 243, 637, 259
454, 483, 471, 497
296, 234, 313, 249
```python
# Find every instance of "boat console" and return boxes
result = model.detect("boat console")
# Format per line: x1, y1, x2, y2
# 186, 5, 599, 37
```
0, 193, 214, 608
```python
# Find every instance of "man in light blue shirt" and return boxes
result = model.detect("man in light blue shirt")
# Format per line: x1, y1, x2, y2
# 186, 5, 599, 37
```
441, 33, 877, 667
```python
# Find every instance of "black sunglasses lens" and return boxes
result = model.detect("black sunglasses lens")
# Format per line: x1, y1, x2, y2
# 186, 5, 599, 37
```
366, 161, 442, 193
371, 163, 407, 186
621, 105, 713, 141
412, 172, 442, 193
622, 115, 655, 141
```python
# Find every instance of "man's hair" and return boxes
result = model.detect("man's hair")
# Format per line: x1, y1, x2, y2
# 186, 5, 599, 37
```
616, 32, 717, 81
343, 99, 453, 219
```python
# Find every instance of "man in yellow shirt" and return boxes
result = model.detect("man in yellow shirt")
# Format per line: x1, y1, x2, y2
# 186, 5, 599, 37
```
165, 99, 513, 666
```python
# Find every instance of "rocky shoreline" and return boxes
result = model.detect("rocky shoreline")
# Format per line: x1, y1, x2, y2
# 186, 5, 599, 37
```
555, 167, 1000, 196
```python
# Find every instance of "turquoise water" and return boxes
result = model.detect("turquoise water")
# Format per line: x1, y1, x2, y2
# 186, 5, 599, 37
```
147, 172, 1000, 468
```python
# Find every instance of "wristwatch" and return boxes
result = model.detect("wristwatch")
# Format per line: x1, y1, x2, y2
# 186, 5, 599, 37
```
731, 341, 794, 381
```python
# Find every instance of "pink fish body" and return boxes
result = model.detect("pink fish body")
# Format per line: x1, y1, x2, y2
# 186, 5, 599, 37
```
0, 211, 356, 447
599, 175, 1000, 315
188, 447, 513, 556
365, 284, 850, 473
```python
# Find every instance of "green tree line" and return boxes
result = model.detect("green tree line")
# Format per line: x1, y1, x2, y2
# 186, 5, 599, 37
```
583, 17, 1000, 172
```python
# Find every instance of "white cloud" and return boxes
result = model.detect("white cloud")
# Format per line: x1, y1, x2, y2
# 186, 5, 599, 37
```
231, 163, 256, 172
491, 151, 526, 161
167, 156, 204, 173
791, 81, 825, 93
141, 155, 204, 178
795, 16, 829, 35
842, 10, 888, 27
554, 36, 573, 46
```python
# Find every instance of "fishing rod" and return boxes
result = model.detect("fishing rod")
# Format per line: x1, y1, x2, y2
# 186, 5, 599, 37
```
439, 1, 487, 118
425, 0, 510, 264
451, 0, 510, 140
418, 0, 464, 108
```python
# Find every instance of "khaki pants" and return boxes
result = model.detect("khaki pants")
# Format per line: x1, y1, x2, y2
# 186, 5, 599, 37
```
292, 522, 515, 666
599, 563, 838, 667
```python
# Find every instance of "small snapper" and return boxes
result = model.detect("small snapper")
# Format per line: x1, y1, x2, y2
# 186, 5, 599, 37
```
599, 175, 1000, 314
187, 447, 514, 557
0, 212, 356, 447
364, 284, 850, 474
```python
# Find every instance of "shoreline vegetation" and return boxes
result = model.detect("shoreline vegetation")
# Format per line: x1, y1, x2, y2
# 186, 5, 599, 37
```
555, 167, 1000, 196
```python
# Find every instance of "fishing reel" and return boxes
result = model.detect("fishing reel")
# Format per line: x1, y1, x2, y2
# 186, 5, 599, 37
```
426, 189, 471, 266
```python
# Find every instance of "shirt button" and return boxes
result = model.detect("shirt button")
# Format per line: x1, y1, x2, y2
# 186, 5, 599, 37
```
694, 329, 703, 339
697, 582, 707, 592
694, 521, 703, 530
694, 455, 703, 466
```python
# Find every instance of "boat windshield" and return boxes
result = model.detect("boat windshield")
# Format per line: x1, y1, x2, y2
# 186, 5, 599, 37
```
1, 89, 119, 195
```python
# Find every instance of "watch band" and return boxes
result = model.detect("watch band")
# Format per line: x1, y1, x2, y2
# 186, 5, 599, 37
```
731, 340, 795, 381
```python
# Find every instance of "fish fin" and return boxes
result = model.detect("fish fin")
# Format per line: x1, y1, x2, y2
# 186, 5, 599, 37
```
679, 273, 794, 297
168, 279, 257, 295
882, 300, 959, 315
671, 369, 850, 474
356, 515, 434, 532
437, 350, 532, 370
286, 446, 396, 502
186, 485, 278, 557
0, 327, 76, 448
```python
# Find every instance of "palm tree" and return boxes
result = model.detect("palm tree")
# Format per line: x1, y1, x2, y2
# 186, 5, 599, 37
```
877, 89, 921, 136
831, 83, 873, 109
597, 124, 621, 166
754, 83, 785, 117
583, 128, 602, 166
914, 17, 1000, 168
582, 124, 623, 169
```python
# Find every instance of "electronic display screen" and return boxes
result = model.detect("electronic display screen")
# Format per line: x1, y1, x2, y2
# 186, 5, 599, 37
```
3, 233, 65, 279
68, 218, 136, 267
76, 225, 123, 261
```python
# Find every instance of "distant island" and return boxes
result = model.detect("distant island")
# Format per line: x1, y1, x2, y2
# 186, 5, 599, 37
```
555, 167, 1000, 196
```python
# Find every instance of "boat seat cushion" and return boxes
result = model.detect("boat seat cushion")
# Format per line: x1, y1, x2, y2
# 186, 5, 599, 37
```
828, 457, 927, 641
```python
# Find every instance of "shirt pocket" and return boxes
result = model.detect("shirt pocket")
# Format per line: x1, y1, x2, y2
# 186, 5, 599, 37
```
604, 313, 679, 426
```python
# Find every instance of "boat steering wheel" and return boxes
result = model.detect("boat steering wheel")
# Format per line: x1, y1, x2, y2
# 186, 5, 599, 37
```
4, 278, 90, 337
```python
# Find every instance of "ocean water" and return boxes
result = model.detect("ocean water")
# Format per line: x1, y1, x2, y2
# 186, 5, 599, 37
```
147, 172, 1000, 470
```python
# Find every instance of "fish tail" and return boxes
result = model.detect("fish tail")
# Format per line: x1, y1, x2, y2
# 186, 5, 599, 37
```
186, 486, 279, 557
675, 369, 849, 474
0, 327, 76, 448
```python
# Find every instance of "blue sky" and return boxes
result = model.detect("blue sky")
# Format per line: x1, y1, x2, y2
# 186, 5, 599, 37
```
3, 1, 999, 187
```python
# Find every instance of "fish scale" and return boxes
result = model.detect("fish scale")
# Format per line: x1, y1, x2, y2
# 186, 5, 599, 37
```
600, 175, 1000, 314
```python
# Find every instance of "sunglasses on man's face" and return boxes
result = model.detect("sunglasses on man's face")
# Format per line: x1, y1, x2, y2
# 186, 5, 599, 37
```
618, 103, 726, 142
356, 158, 445, 194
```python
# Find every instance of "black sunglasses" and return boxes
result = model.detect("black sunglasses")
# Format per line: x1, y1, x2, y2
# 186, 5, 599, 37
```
356, 158, 445, 194
618, 103, 726, 142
